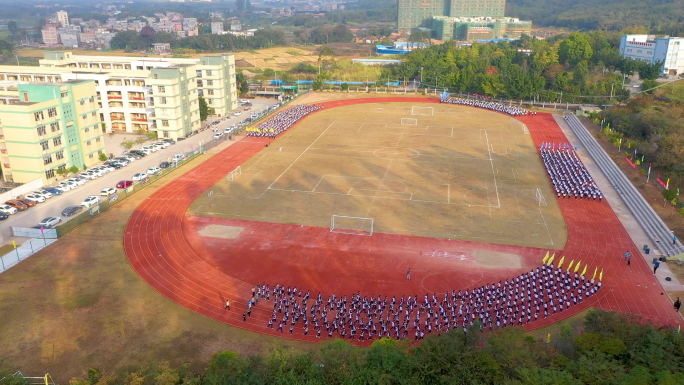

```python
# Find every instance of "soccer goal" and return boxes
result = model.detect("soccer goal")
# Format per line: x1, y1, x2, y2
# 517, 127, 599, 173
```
330, 215, 374, 236
401, 118, 418, 126
226, 166, 242, 181
536, 188, 547, 207
522, 124, 530, 134
411, 106, 434, 116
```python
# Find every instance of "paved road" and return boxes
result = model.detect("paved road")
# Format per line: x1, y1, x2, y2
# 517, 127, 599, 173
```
0, 98, 277, 240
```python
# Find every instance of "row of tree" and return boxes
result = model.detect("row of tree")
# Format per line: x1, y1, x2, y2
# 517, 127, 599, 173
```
110, 28, 286, 52
13, 310, 680, 385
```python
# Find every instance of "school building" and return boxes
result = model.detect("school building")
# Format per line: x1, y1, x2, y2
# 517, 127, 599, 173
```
619, 35, 684, 76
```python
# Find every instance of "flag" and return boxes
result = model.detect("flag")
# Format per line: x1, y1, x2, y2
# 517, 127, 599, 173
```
581, 265, 587, 277
592, 267, 597, 280
599, 269, 603, 281
628, 142, 631, 149
574, 261, 581, 273
547, 333, 551, 344
40, 226, 44, 234
567, 260, 574, 272
558, 256, 565, 268
12, 240, 16, 248
548, 254, 555, 265
542, 251, 549, 264
678, 325, 681, 334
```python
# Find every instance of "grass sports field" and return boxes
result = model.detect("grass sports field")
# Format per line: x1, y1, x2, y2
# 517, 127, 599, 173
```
189, 102, 567, 249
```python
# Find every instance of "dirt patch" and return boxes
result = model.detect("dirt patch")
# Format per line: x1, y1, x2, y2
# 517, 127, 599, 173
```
198, 224, 244, 239
474, 249, 522, 268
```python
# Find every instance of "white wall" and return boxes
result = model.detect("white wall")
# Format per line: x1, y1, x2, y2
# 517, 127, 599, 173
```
0, 178, 44, 202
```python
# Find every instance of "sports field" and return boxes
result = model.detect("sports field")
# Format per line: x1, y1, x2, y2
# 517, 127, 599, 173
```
189, 102, 567, 249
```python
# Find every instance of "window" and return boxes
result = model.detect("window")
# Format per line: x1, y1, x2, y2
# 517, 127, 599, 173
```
89, 154, 94, 159
158, 86, 165, 93
163, 131, 169, 138
37, 126, 47, 136
98, 150, 103, 155
92, 112, 97, 117
80, 100, 85, 105
96, 138, 101, 142
55, 150, 64, 160
82, 114, 87, 120
34, 111, 44, 121
48, 108, 57, 117
208, 99, 213, 104
40, 141, 49, 151
162, 120, 169, 127
207, 80, 213, 86
206, 70, 212, 76
85, 127, 90, 133
89, 96, 95, 103
45, 169, 55, 179
87, 140, 92, 145
43, 155, 53, 165
161, 97, 167, 104
207, 89, 214, 95
60, 91, 68, 98
53, 136, 62, 146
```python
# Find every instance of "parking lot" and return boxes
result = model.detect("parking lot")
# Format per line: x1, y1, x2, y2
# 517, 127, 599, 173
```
0, 97, 277, 241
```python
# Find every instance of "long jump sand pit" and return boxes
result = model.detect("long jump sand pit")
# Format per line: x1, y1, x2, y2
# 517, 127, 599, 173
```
189, 102, 567, 249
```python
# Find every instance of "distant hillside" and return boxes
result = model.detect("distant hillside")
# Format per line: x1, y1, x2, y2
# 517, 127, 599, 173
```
507, 0, 684, 32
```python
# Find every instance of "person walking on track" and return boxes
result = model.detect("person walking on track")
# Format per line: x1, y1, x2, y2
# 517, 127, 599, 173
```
406, 268, 411, 280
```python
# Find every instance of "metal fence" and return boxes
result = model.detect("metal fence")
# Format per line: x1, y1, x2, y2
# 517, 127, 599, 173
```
0, 237, 58, 272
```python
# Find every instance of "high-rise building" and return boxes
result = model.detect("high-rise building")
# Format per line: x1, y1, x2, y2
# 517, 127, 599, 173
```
397, 0, 448, 33
56, 10, 69, 28
0, 51, 238, 140
41, 23, 60, 47
0, 80, 106, 184
448, 0, 505, 18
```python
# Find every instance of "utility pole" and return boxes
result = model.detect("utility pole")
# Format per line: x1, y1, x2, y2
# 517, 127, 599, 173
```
420, 67, 423, 84
610, 83, 614, 100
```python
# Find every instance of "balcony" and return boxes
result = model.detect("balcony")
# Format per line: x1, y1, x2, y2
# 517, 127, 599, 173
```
131, 114, 148, 122
110, 114, 125, 121
112, 124, 127, 132
132, 124, 148, 131
128, 92, 145, 100
106, 80, 123, 87
107, 92, 122, 100
108, 101, 123, 108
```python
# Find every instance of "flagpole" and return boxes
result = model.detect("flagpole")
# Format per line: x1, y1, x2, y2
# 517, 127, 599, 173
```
647, 163, 651, 183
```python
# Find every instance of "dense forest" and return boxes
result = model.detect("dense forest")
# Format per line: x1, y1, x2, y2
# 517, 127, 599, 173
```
4, 310, 680, 385
109, 28, 288, 52
507, 0, 684, 33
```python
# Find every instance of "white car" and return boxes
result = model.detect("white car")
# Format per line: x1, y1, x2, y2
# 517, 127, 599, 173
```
121, 155, 137, 162
240, 99, 248, 103
213, 132, 223, 140
151, 144, 164, 151
224, 127, 233, 134
67, 178, 86, 186
59, 181, 77, 189
81, 195, 100, 208
142, 146, 158, 153
89, 168, 105, 176
137, 148, 152, 155
33, 190, 53, 199
100, 165, 115, 173
0, 205, 18, 215
155, 141, 170, 149
79, 172, 98, 181
233, 111, 242, 116
24, 194, 46, 203
172, 154, 186, 163
54, 184, 71, 192
147, 166, 162, 175
132, 173, 148, 181
39, 217, 61, 228
100, 187, 116, 196
250, 113, 258, 119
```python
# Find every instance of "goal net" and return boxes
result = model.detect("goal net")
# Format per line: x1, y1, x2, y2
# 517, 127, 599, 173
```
536, 188, 547, 207
411, 106, 434, 116
226, 166, 242, 181
330, 215, 374, 236
401, 118, 418, 126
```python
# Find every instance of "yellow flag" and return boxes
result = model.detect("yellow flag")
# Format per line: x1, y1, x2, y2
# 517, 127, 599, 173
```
558, 256, 565, 269
567, 260, 574, 272
542, 251, 549, 264
574, 261, 581, 273
592, 267, 597, 280
12, 240, 16, 248
599, 269, 603, 281
548, 254, 555, 265
547, 333, 551, 344
581, 265, 587, 277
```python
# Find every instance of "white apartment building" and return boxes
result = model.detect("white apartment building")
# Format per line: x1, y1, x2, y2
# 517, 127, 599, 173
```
56, 10, 69, 28
620, 34, 684, 76
0, 51, 238, 140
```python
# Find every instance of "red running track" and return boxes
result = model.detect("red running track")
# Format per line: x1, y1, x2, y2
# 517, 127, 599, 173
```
124, 97, 682, 343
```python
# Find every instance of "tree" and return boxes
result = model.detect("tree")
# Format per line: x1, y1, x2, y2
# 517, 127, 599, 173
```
98, 153, 108, 162
7, 21, 18, 42
199, 96, 210, 121
558, 32, 594, 66
69, 165, 80, 174
312, 79, 323, 90
121, 139, 135, 150
140, 26, 156, 45
639, 60, 663, 80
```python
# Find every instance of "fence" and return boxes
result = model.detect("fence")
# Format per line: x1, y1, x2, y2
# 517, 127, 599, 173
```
0, 236, 58, 273
53, 151, 201, 237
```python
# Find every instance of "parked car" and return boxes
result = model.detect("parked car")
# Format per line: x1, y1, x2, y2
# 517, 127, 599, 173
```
121, 155, 137, 163
61, 206, 83, 217
240, 99, 249, 103
141, 146, 157, 153
67, 177, 86, 186
106, 161, 124, 169
147, 166, 162, 175
100, 187, 116, 196
39, 217, 61, 228
0, 205, 18, 215
24, 194, 46, 203
20, 199, 36, 207
33, 190, 53, 199
132, 173, 148, 181
59, 181, 77, 190
114, 157, 130, 165
161, 138, 175, 145
159, 161, 173, 169
155, 141, 170, 149
79, 172, 98, 181
129, 150, 147, 157
172, 154, 186, 163
0, 212, 8, 220
116, 180, 133, 189
213, 132, 223, 140
233, 110, 242, 116
43, 187, 63, 195
81, 195, 100, 208
224, 127, 234, 134
5, 200, 28, 211
151, 144, 164, 151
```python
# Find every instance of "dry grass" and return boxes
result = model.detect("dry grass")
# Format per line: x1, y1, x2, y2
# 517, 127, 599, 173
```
0, 154, 313, 382
189, 102, 567, 249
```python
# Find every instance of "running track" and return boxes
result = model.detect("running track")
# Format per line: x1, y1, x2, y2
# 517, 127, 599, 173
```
123, 97, 683, 343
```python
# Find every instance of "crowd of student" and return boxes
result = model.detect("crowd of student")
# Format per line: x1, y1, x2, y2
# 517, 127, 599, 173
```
257, 262, 601, 341
441, 97, 534, 117
246, 104, 323, 138
540, 143, 603, 200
